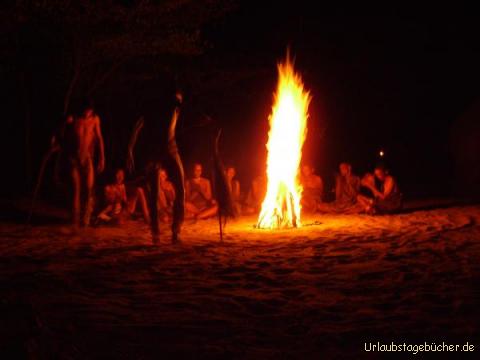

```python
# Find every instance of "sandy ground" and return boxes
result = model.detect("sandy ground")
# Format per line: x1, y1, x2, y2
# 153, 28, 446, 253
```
1, 204, 480, 359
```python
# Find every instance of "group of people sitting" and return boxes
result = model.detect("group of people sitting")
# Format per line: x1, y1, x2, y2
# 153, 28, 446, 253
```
96, 162, 228, 225
286, 162, 402, 215
96, 160, 402, 225
321, 162, 403, 215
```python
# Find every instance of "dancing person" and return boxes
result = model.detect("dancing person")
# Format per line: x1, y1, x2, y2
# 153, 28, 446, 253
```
65, 101, 105, 227
126, 91, 186, 244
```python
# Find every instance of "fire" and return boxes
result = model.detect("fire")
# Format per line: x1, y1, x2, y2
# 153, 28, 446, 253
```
257, 54, 311, 229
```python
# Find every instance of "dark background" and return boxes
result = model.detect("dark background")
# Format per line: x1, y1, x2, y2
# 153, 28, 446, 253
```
2, 1, 480, 205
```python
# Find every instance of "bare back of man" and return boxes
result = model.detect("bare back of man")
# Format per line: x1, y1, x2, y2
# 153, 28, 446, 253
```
68, 107, 105, 226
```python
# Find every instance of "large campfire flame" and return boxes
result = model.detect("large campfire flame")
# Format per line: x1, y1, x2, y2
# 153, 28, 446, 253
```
257, 54, 311, 229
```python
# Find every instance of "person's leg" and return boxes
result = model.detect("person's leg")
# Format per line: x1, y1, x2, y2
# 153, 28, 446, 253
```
196, 204, 219, 220
127, 190, 138, 214
98, 204, 113, 221
83, 159, 95, 226
127, 187, 151, 223
137, 187, 151, 223
158, 208, 170, 223
185, 201, 200, 214
357, 195, 374, 214
185, 202, 200, 219
71, 165, 81, 227
343, 202, 365, 214
148, 169, 160, 244
377, 194, 403, 214
169, 161, 185, 243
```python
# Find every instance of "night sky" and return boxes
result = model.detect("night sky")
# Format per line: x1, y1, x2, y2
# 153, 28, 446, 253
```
2, 2, 480, 200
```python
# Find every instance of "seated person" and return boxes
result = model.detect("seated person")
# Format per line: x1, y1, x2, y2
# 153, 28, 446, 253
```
185, 163, 218, 220
300, 164, 323, 212
97, 169, 128, 223
156, 168, 176, 223
225, 165, 241, 215
243, 173, 267, 215
332, 162, 361, 213
98, 169, 150, 224
357, 165, 402, 214
126, 184, 150, 224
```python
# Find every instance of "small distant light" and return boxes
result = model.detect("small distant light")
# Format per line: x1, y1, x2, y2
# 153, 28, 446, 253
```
379, 150, 385, 157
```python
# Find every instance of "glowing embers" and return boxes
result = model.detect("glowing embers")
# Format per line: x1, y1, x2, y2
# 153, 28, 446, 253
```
257, 54, 311, 229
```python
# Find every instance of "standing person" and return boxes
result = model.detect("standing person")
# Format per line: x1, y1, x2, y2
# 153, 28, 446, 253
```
185, 163, 218, 220
127, 91, 186, 244
300, 164, 323, 213
358, 165, 402, 214
66, 102, 105, 227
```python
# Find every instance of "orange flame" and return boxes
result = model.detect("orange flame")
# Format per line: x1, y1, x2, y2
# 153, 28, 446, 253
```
257, 54, 311, 229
